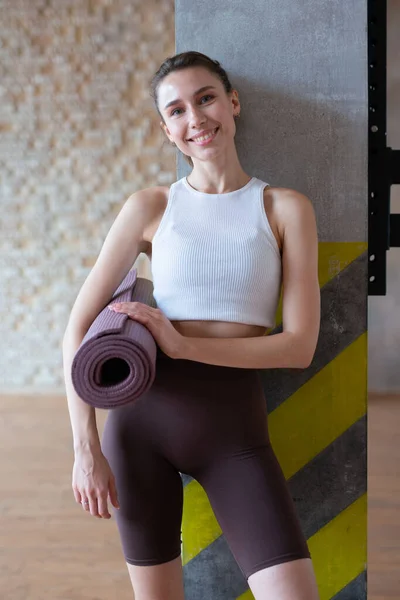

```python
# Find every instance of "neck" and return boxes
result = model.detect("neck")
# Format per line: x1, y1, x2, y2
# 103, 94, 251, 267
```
186, 171, 251, 195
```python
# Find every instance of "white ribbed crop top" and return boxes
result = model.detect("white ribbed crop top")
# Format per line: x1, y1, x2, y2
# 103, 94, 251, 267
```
151, 175, 282, 328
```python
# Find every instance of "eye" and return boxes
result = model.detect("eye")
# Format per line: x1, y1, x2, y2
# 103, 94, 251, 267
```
200, 94, 214, 103
170, 94, 214, 117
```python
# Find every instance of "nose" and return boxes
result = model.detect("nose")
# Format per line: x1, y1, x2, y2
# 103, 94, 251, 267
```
187, 105, 207, 129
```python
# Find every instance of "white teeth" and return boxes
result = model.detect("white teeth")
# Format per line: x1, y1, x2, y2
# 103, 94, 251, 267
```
191, 128, 217, 142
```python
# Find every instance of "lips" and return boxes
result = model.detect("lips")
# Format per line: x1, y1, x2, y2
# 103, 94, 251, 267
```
188, 127, 219, 141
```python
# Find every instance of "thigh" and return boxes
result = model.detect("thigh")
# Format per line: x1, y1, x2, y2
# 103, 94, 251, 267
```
248, 558, 319, 600
101, 407, 183, 566
196, 443, 310, 581
126, 556, 185, 600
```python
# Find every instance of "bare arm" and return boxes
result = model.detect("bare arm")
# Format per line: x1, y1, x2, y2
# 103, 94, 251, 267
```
63, 328, 101, 453
179, 189, 320, 368
62, 188, 161, 453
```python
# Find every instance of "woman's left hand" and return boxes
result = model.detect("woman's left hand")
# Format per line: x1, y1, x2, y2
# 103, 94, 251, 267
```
108, 302, 185, 359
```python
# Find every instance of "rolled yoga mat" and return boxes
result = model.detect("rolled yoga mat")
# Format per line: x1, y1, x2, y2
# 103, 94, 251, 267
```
71, 269, 158, 410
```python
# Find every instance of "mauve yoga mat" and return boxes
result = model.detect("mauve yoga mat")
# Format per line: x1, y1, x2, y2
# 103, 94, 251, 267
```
71, 269, 158, 410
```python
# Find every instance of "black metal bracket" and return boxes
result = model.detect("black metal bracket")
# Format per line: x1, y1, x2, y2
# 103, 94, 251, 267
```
368, 0, 400, 295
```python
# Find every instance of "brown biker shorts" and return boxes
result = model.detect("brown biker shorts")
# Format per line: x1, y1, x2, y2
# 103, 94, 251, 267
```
101, 345, 310, 580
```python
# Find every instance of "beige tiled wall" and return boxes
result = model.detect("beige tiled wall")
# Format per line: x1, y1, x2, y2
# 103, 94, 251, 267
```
0, 0, 175, 392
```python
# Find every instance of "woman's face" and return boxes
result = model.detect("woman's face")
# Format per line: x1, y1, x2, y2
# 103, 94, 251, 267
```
158, 66, 239, 160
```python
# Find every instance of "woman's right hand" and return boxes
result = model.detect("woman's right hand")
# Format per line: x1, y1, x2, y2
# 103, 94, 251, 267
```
72, 447, 120, 519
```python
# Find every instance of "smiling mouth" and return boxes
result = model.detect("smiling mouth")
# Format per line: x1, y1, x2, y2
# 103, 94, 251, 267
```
188, 127, 219, 142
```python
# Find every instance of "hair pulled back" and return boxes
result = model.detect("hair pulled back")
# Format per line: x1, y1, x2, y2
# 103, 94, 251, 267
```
150, 51, 234, 168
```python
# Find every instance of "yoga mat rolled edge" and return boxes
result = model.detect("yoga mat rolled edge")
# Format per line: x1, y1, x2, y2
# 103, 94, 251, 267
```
71, 269, 159, 409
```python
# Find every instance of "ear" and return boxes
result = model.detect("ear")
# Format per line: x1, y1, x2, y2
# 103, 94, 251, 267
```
159, 120, 171, 141
230, 90, 240, 113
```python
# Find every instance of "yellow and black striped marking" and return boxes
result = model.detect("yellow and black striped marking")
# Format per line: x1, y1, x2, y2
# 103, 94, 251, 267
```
181, 243, 367, 600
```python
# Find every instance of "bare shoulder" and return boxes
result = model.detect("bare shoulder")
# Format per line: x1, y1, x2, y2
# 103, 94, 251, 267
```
128, 185, 169, 207
130, 185, 171, 248
265, 186, 315, 230
265, 186, 313, 209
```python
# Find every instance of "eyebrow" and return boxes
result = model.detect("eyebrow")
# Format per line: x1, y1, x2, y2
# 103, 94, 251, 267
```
163, 86, 217, 110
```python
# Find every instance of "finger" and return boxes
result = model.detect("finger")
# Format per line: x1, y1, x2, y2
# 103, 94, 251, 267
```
82, 495, 99, 518
128, 311, 145, 320
128, 303, 156, 314
131, 306, 158, 319
129, 313, 151, 327
81, 496, 90, 511
89, 494, 100, 518
97, 491, 111, 519
73, 487, 82, 504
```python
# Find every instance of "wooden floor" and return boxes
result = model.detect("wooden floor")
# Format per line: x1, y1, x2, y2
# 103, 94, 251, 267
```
0, 393, 398, 599
367, 394, 400, 599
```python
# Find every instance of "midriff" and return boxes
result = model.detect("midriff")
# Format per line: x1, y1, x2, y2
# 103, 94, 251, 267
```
142, 184, 282, 339
168, 319, 269, 338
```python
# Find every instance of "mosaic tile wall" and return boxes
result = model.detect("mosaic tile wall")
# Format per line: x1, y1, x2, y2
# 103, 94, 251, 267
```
0, 0, 176, 392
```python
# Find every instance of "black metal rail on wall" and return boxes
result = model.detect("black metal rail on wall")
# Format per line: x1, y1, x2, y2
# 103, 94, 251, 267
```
369, 0, 400, 295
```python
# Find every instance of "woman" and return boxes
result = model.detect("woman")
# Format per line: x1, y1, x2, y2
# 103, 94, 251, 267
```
63, 51, 321, 600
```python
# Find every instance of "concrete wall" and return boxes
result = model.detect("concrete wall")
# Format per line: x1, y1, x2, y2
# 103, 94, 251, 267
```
175, 1, 368, 598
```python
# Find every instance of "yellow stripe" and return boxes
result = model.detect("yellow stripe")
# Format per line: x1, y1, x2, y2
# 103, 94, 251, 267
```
237, 585, 255, 599
270, 242, 367, 332
237, 494, 367, 600
182, 334, 367, 564
309, 493, 367, 599
182, 244, 367, 583
269, 333, 367, 479
317, 242, 367, 288
181, 479, 222, 565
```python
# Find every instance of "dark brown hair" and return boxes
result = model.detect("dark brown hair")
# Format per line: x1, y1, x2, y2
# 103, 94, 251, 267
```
150, 51, 234, 168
